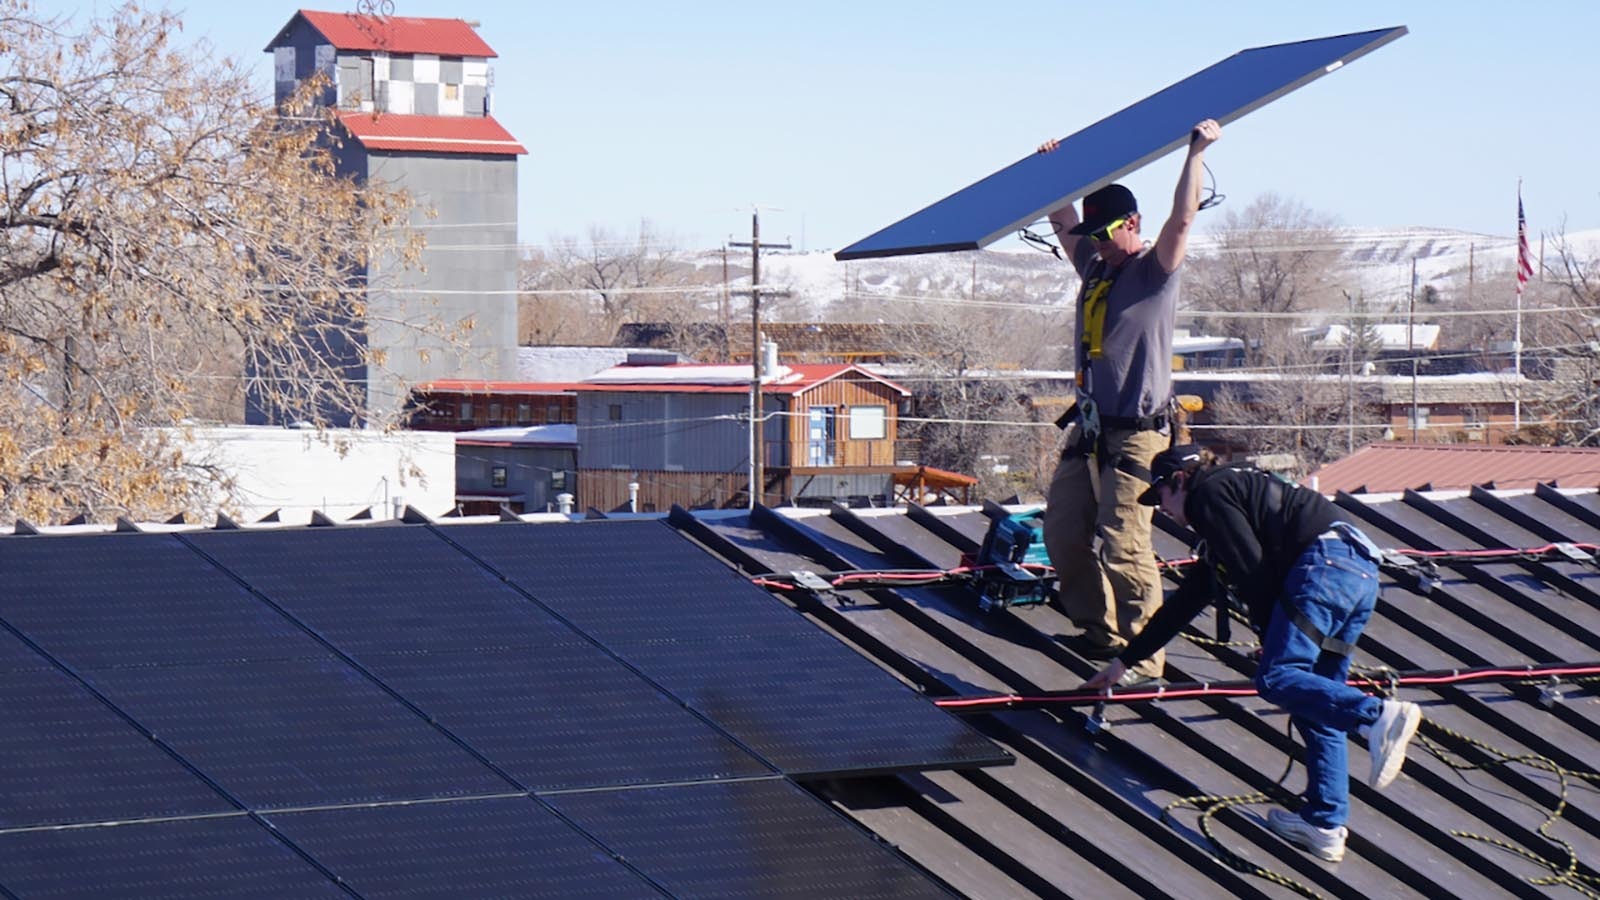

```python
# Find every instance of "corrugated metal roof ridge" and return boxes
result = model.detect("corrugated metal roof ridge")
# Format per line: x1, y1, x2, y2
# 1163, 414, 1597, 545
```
293, 9, 497, 57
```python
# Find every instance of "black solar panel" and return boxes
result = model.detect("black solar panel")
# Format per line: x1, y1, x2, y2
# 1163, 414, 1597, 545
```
363, 646, 770, 791
266, 797, 661, 899
0, 632, 229, 829
0, 534, 322, 668
445, 520, 807, 642
835, 27, 1407, 260
184, 527, 579, 654
547, 779, 949, 899
0, 817, 341, 899
189, 526, 772, 791
620, 634, 1001, 776
81, 656, 510, 809
445, 520, 1009, 776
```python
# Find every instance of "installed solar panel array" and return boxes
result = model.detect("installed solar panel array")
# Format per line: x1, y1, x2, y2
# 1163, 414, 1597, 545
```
0, 519, 1003, 897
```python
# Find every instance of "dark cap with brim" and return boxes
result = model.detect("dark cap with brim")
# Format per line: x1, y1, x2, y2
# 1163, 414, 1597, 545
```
1137, 444, 1205, 506
1067, 183, 1138, 236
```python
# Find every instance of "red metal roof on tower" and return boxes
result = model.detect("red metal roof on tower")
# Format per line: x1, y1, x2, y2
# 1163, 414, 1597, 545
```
337, 112, 526, 156
282, 10, 497, 57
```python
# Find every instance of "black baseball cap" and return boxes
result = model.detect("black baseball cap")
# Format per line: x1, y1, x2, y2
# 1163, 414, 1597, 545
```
1137, 444, 1205, 506
1067, 184, 1138, 236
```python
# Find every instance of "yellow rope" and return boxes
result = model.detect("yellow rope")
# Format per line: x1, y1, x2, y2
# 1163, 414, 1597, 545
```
1161, 676, 1600, 897
1411, 711, 1600, 899
1161, 791, 1326, 900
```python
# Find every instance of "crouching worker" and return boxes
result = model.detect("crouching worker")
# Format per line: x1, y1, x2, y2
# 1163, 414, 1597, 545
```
1082, 445, 1422, 863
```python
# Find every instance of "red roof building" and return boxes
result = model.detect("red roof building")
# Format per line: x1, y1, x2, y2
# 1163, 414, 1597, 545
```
1307, 443, 1600, 494
278, 10, 499, 57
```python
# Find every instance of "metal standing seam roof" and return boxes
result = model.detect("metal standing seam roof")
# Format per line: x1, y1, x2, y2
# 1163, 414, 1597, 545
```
283, 10, 498, 57
667, 486, 1600, 899
1, 483, 1598, 896
336, 112, 527, 156
1309, 443, 1600, 494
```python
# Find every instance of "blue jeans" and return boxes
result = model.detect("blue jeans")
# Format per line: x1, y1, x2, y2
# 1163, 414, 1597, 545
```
1255, 527, 1386, 828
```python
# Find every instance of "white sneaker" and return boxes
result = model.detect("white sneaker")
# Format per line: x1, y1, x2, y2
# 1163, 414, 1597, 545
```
1266, 808, 1346, 862
1368, 699, 1422, 789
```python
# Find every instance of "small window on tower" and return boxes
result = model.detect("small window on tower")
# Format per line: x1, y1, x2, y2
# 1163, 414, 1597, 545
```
444, 83, 460, 101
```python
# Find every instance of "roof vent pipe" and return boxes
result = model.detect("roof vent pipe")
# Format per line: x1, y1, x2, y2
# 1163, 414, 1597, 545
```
762, 340, 779, 378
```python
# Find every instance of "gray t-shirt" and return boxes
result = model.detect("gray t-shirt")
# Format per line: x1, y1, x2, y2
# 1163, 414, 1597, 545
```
1069, 241, 1180, 419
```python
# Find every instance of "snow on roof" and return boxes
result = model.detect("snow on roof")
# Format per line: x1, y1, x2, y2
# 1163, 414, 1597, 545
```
577, 363, 910, 396
456, 424, 578, 447
1303, 322, 1441, 351
515, 347, 687, 382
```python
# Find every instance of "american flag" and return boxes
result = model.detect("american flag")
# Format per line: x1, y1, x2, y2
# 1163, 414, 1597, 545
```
1517, 190, 1534, 295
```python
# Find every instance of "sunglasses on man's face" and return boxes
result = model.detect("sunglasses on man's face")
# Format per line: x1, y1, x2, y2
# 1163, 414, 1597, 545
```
1086, 217, 1128, 243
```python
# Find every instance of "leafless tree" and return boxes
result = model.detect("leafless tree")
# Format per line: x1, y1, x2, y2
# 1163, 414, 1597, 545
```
0, 2, 433, 523
1186, 192, 1344, 365
1532, 226, 1600, 444
1204, 327, 1384, 473
892, 296, 1061, 501
519, 223, 711, 345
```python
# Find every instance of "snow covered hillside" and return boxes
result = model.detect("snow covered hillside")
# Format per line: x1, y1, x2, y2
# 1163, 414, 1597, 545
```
690, 226, 1600, 323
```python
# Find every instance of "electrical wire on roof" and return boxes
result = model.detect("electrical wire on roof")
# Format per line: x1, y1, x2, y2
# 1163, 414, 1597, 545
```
750, 541, 1599, 597
931, 662, 1600, 711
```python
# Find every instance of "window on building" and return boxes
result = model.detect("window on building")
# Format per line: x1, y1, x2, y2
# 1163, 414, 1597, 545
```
551, 470, 567, 491
516, 403, 532, 424
488, 402, 503, 424
1407, 406, 1430, 431
458, 400, 474, 423
491, 465, 507, 488
608, 404, 623, 421
848, 405, 888, 440
551, 403, 567, 423
444, 83, 460, 101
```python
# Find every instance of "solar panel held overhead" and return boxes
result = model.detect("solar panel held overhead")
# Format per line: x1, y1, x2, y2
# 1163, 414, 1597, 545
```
835, 27, 1407, 261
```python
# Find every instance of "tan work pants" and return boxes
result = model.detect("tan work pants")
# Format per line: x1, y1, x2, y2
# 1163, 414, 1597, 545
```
1043, 426, 1167, 679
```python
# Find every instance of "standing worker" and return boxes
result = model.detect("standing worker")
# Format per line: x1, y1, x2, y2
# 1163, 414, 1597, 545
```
1083, 445, 1423, 863
1040, 119, 1221, 684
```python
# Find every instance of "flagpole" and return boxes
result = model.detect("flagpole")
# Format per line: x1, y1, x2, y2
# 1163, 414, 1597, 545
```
1514, 179, 1525, 432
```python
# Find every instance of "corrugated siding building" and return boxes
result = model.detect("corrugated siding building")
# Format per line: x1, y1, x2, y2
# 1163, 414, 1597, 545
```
256, 11, 523, 426
573, 363, 914, 511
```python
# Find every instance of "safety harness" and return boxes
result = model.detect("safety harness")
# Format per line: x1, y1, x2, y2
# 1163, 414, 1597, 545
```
1199, 472, 1383, 658
1057, 253, 1177, 469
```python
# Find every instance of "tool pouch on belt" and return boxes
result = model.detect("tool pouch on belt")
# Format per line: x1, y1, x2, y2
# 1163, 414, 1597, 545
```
1056, 398, 1100, 459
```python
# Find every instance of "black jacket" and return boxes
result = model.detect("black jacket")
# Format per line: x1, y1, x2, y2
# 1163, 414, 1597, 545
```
1121, 465, 1345, 666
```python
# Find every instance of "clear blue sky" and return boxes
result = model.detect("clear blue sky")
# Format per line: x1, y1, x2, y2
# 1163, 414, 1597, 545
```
45, 1, 1600, 251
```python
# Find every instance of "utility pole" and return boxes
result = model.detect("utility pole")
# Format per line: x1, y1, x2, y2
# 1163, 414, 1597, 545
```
729, 210, 791, 509
1408, 257, 1419, 440
720, 245, 731, 363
